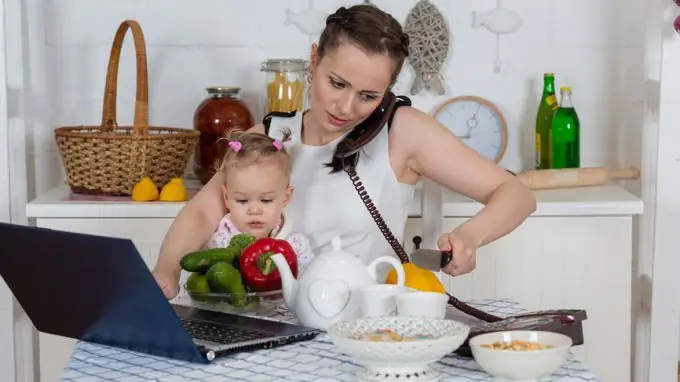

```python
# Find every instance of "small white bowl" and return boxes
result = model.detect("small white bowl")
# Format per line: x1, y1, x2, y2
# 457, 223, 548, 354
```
469, 330, 572, 381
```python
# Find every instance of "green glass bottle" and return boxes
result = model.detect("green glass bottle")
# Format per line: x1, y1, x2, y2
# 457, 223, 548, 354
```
550, 86, 580, 168
535, 73, 558, 169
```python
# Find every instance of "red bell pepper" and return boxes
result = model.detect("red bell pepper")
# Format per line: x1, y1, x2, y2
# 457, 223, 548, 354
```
238, 237, 298, 292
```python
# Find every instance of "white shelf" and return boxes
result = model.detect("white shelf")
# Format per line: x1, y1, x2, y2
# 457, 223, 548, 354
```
26, 182, 643, 219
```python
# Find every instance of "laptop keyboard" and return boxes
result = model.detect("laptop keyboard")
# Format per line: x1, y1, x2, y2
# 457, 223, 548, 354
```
179, 318, 272, 345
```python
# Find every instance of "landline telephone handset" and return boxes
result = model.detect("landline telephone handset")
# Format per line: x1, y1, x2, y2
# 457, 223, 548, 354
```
345, 166, 587, 357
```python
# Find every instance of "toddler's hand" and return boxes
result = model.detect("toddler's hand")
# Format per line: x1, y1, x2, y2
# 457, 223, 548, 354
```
152, 268, 179, 300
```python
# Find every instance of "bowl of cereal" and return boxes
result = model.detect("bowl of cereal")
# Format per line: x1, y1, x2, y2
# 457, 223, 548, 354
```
469, 330, 572, 381
326, 316, 470, 381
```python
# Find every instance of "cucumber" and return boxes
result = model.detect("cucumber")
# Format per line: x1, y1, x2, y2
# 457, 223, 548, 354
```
179, 233, 256, 273
179, 247, 239, 273
206, 262, 249, 307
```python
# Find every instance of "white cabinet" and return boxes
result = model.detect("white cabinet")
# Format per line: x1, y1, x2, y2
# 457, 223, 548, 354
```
23, 183, 643, 382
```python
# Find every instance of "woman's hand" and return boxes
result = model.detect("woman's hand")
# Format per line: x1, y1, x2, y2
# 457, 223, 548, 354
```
437, 229, 478, 276
152, 268, 180, 300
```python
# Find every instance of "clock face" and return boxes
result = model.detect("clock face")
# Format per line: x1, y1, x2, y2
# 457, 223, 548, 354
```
434, 97, 508, 163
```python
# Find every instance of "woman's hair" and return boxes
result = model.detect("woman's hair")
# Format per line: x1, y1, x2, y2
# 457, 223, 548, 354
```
318, 4, 410, 83
316, 5, 412, 173
217, 129, 293, 178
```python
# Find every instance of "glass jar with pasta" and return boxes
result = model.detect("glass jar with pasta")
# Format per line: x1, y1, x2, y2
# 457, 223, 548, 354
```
260, 59, 308, 115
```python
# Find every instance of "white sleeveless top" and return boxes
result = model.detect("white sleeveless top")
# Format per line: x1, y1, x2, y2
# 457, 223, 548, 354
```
267, 112, 416, 280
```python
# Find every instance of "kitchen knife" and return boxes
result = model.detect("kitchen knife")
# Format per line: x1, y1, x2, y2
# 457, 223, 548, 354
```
409, 249, 453, 271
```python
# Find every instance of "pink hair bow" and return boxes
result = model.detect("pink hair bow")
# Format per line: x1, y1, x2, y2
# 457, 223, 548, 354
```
273, 139, 283, 151
228, 141, 242, 152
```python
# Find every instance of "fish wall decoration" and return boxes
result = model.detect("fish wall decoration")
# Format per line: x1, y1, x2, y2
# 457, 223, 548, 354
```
473, 8, 523, 34
403, 0, 451, 96
284, 0, 328, 36
472, 1, 523, 73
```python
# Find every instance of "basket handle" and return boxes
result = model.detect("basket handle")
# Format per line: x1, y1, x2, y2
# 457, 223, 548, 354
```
100, 20, 149, 135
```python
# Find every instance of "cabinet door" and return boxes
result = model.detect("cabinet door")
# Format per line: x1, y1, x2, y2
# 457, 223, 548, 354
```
34, 218, 174, 382
441, 216, 633, 382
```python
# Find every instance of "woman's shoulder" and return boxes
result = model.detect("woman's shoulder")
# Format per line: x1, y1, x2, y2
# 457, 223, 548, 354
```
391, 104, 429, 126
389, 103, 442, 140
387, 104, 431, 147
384, 100, 450, 182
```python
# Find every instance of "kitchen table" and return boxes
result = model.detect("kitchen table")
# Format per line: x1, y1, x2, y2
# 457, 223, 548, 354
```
60, 298, 600, 381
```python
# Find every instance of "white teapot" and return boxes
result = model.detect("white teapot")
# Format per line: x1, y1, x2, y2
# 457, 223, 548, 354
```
270, 236, 405, 330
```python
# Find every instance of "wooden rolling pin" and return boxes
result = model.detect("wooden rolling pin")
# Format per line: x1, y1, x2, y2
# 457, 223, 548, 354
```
516, 166, 640, 190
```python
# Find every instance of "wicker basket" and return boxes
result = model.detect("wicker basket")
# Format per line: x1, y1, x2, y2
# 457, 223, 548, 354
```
54, 20, 200, 196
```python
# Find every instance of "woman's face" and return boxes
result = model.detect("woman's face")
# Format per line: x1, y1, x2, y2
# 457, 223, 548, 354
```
308, 41, 394, 135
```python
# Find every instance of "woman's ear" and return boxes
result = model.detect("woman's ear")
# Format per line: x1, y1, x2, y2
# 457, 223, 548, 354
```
309, 43, 319, 73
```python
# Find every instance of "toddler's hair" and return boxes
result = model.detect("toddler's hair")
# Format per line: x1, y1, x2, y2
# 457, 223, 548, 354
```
217, 128, 293, 177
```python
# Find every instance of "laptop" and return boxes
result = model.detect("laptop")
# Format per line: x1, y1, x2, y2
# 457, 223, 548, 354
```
0, 222, 320, 364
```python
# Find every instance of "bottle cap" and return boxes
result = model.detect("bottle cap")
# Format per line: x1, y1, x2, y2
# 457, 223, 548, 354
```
560, 86, 572, 92
544, 72, 555, 77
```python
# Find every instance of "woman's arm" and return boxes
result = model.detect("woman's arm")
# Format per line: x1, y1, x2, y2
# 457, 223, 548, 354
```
153, 171, 227, 275
390, 107, 536, 248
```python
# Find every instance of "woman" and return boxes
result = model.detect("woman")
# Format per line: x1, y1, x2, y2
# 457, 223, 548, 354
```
153, 4, 536, 300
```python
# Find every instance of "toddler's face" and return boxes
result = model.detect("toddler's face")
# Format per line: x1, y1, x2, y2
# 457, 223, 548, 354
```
222, 158, 292, 238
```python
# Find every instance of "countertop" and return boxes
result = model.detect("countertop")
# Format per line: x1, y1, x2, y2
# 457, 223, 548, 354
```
26, 180, 643, 219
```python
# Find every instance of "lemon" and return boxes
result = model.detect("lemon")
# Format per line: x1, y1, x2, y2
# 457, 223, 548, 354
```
385, 263, 447, 294
131, 176, 159, 202
160, 178, 188, 202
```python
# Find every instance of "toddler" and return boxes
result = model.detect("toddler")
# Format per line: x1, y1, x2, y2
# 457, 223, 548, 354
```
177, 129, 314, 298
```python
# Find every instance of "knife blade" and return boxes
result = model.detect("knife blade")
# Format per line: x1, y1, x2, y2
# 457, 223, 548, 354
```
409, 249, 453, 271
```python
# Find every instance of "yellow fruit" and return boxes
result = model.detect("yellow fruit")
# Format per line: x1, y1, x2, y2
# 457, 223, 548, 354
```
131, 176, 159, 202
385, 262, 446, 294
160, 178, 188, 202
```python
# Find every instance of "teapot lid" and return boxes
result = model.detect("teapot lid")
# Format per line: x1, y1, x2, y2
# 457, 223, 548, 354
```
325, 236, 355, 257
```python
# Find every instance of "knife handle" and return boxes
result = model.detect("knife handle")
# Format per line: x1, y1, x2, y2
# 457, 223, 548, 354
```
441, 251, 453, 268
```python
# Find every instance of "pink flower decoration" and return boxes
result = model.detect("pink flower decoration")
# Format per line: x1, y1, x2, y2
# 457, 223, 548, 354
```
228, 141, 242, 152
273, 139, 283, 151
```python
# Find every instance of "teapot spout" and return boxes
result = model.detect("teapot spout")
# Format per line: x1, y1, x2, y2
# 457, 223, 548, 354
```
270, 253, 298, 310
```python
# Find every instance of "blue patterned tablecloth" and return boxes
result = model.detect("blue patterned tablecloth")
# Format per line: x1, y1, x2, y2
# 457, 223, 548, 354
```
61, 299, 600, 381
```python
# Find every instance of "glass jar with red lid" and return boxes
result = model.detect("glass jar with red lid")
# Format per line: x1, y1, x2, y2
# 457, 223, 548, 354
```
193, 86, 254, 184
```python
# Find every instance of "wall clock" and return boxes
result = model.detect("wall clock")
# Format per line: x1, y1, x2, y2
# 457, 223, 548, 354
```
432, 95, 508, 163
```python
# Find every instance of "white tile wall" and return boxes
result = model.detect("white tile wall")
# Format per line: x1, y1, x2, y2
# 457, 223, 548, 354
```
30, 0, 645, 197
